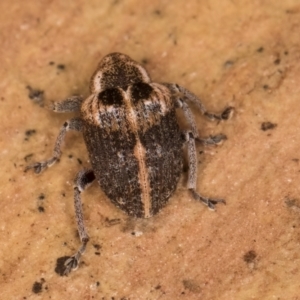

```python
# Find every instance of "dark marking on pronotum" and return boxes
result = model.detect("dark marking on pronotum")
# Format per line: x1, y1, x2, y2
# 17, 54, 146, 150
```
98, 88, 124, 106
26, 52, 234, 275
131, 82, 153, 103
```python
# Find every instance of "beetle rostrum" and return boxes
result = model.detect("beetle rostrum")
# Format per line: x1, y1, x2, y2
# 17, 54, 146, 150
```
26, 52, 234, 275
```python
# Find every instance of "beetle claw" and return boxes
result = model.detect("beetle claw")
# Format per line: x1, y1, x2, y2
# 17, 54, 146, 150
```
207, 198, 226, 210
25, 162, 48, 174
63, 256, 79, 276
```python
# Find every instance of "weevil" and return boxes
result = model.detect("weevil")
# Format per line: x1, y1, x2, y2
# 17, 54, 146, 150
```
26, 53, 233, 275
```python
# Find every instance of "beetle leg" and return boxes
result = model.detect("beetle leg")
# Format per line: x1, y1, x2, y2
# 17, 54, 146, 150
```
163, 83, 234, 121
176, 98, 199, 138
176, 98, 228, 146
48, 95, 84, 113
64, 169, 96, 276
185, 131, 225, 210
25, 118, 83, 174
196, 134, 227, 146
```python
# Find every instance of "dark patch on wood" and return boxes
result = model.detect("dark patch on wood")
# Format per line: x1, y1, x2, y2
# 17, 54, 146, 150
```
93, 243, 101, 250
24, 129, 36, 141
25, 129, 36, 137
261, 122, 277, 131
141, 58, 149, 65
32, 278, 45, 294
104, 218, 121, 226
274, 58, 281, 65
182, 279, 201, 293
24, 153, 33, 162
285, 197, 300, 209
57, 64, 65, 70
153, 9, 162, 16
224, 60, 234, 68
243, 250, 257, 263
38, 206, 45, 213
55, 256, 71, 276
257, 47, 264, 53
26, 86, 44, 104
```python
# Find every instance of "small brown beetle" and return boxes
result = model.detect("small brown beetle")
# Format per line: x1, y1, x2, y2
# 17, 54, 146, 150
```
26, 53, 233, 275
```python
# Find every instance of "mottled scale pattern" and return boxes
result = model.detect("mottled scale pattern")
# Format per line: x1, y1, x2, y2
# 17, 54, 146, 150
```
139, 110, 183, 216
82, 124, 145, 217
81, 78, 183, 218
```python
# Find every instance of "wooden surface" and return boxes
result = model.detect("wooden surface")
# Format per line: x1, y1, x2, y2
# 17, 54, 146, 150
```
1, 1, 300, 299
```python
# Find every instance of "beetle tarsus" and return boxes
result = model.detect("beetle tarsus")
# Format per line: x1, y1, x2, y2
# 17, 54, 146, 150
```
63, 255, 80, 276
25, 158, 57, 174
221, 106, 234, 120
196, 134, 227, 146
190, 189, 226, 210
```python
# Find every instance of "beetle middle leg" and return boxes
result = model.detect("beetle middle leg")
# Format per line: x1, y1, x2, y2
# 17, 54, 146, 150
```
64, 169, 96, 276
175, 97, 229, 146
25, 118, 83, 174
185, 131, 225, 210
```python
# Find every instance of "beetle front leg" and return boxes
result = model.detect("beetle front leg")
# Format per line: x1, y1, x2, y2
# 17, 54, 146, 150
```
163, 83, 234, 121
185, 131, 225, 210
64, 169, 96, 276
196, 134, 227, 146
48, 95, 84, 113
25, 118, 83, 174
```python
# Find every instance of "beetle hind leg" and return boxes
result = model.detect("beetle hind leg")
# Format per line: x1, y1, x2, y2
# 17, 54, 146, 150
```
185, 131, 225, 210
64, 169, 96, 276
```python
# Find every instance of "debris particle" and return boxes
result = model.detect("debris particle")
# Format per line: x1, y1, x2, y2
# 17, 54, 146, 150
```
261, 122, 277, 131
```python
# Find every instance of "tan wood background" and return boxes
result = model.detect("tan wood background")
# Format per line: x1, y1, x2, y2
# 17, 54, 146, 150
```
1, 1, 300, 299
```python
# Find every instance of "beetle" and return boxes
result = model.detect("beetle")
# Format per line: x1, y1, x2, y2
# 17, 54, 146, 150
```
26, 52, 233, 275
